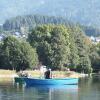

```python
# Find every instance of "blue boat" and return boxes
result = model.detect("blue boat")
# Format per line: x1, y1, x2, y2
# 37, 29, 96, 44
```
23, 78, 78, 86
26, 84, 78, 92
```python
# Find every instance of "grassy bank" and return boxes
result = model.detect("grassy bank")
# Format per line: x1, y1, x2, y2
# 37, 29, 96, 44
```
23, 70, 80, 78
0, 70, 16, 82
0, 70, 81, 82
0, 70, 16, 75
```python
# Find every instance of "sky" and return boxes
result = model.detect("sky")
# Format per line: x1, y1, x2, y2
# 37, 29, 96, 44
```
0, 0, 46, 24
0, 0, 100, 26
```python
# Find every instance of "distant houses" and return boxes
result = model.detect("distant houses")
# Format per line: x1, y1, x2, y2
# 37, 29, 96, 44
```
13, 31, 27, 38
90, 36, 100, 44
0, 31, 27, 41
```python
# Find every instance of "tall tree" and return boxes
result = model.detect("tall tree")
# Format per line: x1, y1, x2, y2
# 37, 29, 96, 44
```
28, 24, 92, 73
68, 27, 79, 69
28, 25, 70, 69
73, 26, 92, 73
0, 36, 38, 71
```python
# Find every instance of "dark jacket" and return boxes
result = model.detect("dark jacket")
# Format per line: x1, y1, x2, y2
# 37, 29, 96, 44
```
45, 70, 51, 79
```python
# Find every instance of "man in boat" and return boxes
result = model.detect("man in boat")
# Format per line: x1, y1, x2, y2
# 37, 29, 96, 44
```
44, 68, 52, 79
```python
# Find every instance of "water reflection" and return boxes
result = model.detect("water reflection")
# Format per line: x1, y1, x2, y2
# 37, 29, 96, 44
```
0, 76, 100, 100
78, 76, 100, 100
25, 85, 78, 100
0, 82, 25, 100
0, 82, 78, 100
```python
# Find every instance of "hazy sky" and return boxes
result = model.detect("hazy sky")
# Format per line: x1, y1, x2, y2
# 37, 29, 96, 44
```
0, 0, 47, 24
0, 0, 100, 25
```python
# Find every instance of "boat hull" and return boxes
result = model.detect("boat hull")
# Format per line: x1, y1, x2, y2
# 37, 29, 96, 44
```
24, 78, 78, 86
14, 77, 25, 84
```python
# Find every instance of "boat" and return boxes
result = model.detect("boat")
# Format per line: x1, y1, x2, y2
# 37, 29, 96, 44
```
14, 77, 26, 84
26, 84, 78, 91
23, 78, 78, 86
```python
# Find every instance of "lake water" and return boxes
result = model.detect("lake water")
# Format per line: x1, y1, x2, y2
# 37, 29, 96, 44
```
0, 76, 100, 100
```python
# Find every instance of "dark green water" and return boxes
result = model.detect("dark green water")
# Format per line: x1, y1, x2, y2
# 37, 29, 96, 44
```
0, 76, 100, 100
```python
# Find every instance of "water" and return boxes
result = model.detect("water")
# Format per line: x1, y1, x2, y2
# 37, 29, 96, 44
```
0, 76, 100, 100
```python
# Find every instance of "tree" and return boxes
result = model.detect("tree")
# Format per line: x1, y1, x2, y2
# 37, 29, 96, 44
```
28, 25, 70, 69
73, 26, 92, 73
0, 36, 38, 71
28, 24, 93, 73
89, 43, 100, 72
49, 25, 70, 69
68, 27, 79, 69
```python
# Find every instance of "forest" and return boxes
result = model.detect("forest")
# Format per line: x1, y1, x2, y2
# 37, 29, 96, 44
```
1, 15, 100, 36
0, 15, 100, 73
0, 24, 100, 73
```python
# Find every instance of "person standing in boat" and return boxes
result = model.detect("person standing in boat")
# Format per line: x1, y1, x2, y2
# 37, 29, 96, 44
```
44, 68, 52, 79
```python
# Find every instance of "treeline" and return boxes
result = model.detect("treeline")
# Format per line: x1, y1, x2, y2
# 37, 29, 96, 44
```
3, 15, 70, 31
2, 14, 100, 37
1, 24, 98, 73
89, 43, 100, 72
28, 25, 93, 73
0, 36, 38, 71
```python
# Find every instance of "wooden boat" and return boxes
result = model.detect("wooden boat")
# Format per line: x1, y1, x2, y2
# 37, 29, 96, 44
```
23, 78, 78, 86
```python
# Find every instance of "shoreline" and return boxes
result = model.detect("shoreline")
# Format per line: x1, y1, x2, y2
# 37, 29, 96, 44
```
0, 70, 88, 79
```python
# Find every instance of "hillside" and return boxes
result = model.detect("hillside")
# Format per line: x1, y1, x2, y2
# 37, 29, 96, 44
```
81, 26, 100, 36
3, 15, 71, 31
2, 14, 100, 37
0, 0, 100, 27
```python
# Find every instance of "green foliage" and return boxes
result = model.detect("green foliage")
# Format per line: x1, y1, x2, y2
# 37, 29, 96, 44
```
72, 26, 92, 72
0, 36, 38, 71
3, 15, 70, 31
28, 24, 92, 73
89, 43, 100, 72
29, 25, 70, 69
68, 27, 79, 68
3, 14, 100, 38
48, 25, 70, 69
0, 23, 94, 74
78, 56, 92, 73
